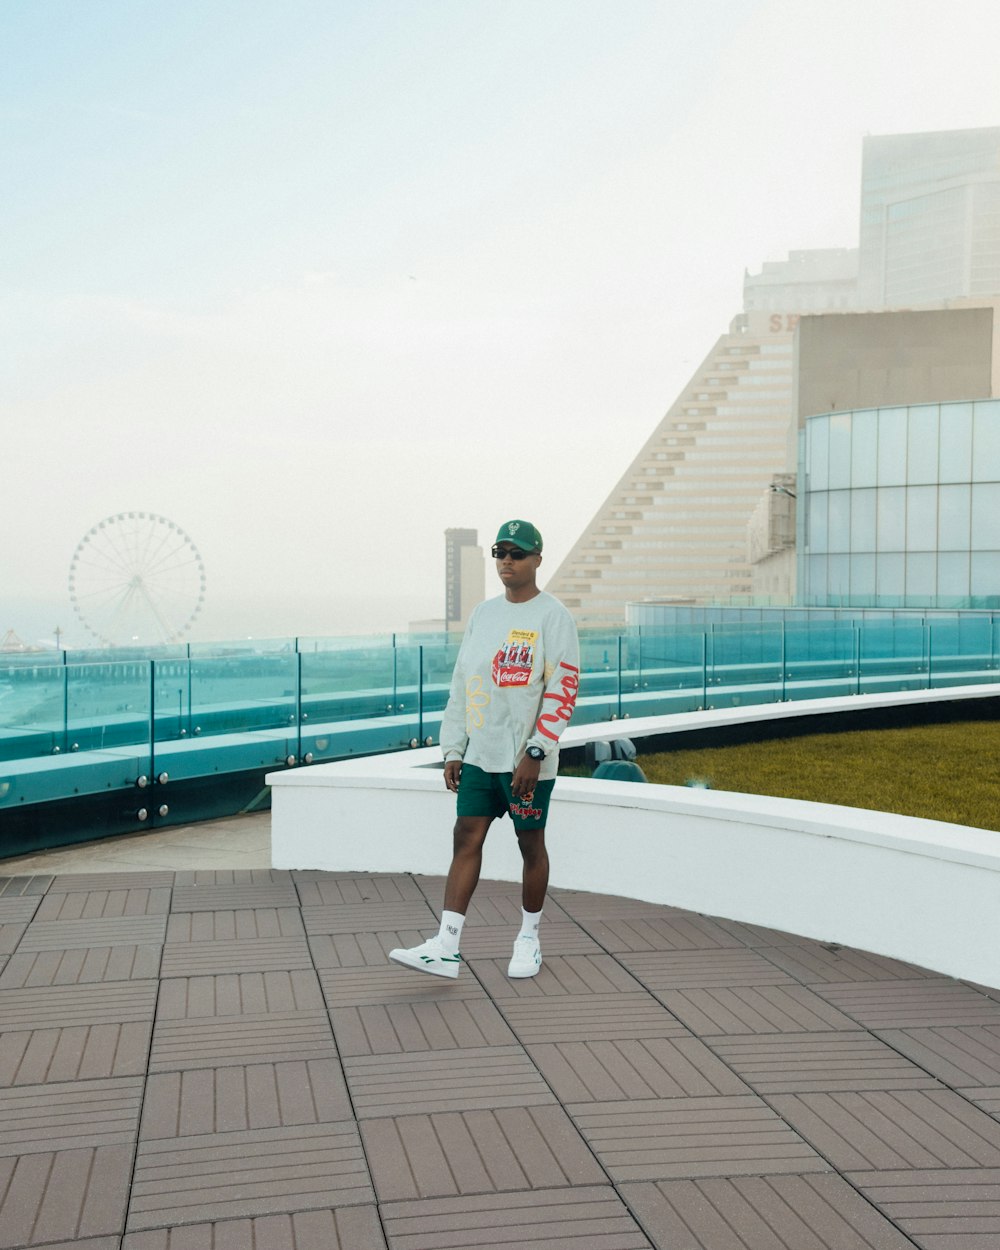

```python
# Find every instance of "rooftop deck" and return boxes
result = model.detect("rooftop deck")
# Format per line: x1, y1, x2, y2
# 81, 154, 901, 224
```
1, 815, 999, 1248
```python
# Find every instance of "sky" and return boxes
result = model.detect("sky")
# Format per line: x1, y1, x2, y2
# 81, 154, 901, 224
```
3, 0, 1000, 647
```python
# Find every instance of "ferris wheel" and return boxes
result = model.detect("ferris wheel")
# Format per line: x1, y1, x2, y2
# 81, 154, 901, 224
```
68, 512, 206, 646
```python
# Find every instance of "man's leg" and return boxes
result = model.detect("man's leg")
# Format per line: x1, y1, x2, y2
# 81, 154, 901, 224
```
508, 827, 547, 978
444, 816, 492, 914
388, 816, 492, 978
516, 828, 548, 913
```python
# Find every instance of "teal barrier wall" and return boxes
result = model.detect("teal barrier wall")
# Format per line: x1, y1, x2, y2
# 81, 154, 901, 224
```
2, 617, 999, 856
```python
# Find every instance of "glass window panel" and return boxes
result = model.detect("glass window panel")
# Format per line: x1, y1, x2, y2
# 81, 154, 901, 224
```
807, 492, 828, 552
827, 491, 851, 552
827, 414, 852, 489
938, 484, 970, 550
851, 554, 876, 599
907, 405, 939, 485
828, 555, 849, 602
850, 488, 877, 552
876, 487, 905, 551
850, 410, 878, 487
905, 552, 936, 600
973, 400, 1000, 471
971, 551, 1000, 598
806, 417, 829, 491
972, 483, 1000, 549
906, 485, 938, 550
939, 403, 972, 483
876, 552, 904, 598
937, 551, 970, 597
876, 407, 907, 486
805, 555, 827, 604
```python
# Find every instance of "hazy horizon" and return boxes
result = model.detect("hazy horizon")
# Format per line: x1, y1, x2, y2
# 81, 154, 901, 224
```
4, 0, 1000, 651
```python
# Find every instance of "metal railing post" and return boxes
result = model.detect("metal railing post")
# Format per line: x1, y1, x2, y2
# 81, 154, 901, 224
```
418, 646, 424, 741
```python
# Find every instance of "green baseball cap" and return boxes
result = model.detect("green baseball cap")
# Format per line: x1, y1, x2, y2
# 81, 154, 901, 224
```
495, 520, 543, 552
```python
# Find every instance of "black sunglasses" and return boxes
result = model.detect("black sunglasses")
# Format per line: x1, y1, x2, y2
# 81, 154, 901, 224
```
492, 545, 537, 560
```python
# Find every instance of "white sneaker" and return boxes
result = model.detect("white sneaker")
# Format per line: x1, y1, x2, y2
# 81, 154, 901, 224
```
508, 933, 542, 978
389, 937, 462, 979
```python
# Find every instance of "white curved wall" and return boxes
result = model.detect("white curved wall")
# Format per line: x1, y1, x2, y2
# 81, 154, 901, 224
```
268, 685, 1000, 988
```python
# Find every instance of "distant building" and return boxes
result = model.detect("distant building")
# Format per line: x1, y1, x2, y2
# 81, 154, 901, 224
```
546, 125, 1000, 627
857, 127, 1000, 309
445, 528, 484, 631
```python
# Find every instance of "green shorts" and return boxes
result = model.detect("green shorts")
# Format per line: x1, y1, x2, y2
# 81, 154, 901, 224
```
455, 762, 555, 832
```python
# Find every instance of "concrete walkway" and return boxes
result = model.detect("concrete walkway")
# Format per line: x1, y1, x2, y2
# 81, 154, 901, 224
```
0, 816, 998, 1247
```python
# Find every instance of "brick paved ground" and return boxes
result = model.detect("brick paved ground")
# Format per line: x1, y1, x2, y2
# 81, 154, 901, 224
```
0, 861, 999, 1249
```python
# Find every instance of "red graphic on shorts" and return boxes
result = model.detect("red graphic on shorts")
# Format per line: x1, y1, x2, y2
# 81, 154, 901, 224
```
492, 640, 534, 688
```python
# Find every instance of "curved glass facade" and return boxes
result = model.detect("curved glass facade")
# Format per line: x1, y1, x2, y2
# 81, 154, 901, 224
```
801, 399, 1000, 608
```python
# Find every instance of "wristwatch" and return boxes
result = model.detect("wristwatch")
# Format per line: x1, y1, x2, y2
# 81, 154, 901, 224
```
525, 745, 545, 761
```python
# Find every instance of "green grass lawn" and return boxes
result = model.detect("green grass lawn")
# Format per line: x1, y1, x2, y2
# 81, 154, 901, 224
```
564, 719, 1000, 832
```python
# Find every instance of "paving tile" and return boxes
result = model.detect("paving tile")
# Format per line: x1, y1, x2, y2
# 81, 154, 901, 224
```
620, 1172, 915, 1249
47, 871, 174, 893
551, 890, 690, 919
150, 1011, 337, 1071
300, 901, 438, 935
319, 965, 490, 1008
308, 929, 437, 968
332, 997, 516, 1056
343, 1044, 555, 1117
761, 942, 938, 984
17, 915, 167, 950
812, 979, 1000, 1028
0, 945, 162, 988
461, 922, 603, 960
127, 1121, 373, 1231
379, 1185, 652, 1250
173, 869, 292, 887
0, 1022, 153, 1086
849, 1167, 1000, 1249
0, 924, 26, 956
619, 949, 795, 989
0, 896, 41, 924
474, 953, 646, 999
160, 936, 313, 977
876, 1026, 1000, 1088
769, 1089, 1000, 1169
0, 981, 158, 1031
0, 876, 53, 897
34, 888, 171, 920
707, 1031, 942, 1094
574, 915, 748, 952
526, 1036, 750, 1102
567, 1095, 826, 1181
0, 1145, 132, 1248
362, 1104, 604, 1201
140, 1060, 352, 1137
164, 907, 305, 941
294, 875, 426, 905
712, 918, 854, 948
171, 881, 300, 911
497, 992, 686, 1043
653, 985, 860, 1035
156, 969, 325, 1017
121, 1204, 387, 1249
0, 1076, 144, 1155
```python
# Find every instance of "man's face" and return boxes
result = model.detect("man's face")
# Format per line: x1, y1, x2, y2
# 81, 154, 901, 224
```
494, 544, 541, 593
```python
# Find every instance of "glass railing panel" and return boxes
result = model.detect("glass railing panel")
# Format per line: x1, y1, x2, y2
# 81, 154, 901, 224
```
708, 624, 783, 704
783, 622, 858, 697
174, 653, 299, 740
927, 618, 999, 687
619, 631, 707, 716
858, 619, 928, 692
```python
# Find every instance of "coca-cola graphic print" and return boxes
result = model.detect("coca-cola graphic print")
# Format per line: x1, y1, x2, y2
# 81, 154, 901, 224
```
492, 629, 538, 688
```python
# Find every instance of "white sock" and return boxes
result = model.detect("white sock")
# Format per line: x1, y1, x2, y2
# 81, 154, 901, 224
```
438, 909, 465, 954
519, 908, 542, 939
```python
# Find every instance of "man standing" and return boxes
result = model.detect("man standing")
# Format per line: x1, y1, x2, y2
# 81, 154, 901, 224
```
389, 520, 580, 979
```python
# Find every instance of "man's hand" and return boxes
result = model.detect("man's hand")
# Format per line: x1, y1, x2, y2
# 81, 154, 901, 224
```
444, 759, 463, 792
511, 754, 541, 799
